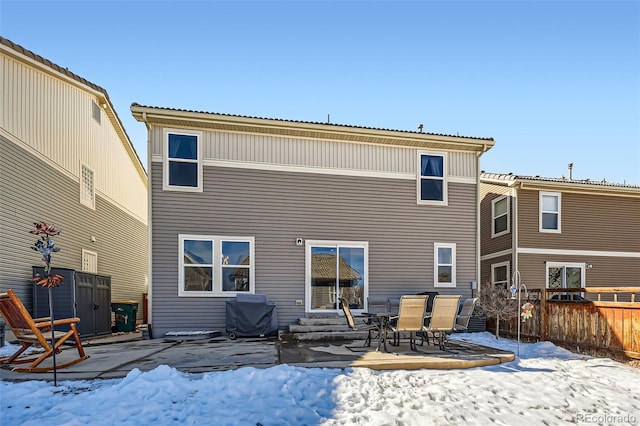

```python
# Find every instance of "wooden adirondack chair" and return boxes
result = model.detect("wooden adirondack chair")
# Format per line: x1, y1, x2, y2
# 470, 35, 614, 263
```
0, 289, 89, 372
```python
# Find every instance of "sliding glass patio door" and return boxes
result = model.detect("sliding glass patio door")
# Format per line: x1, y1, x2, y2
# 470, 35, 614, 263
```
547, 262, 585, 299
306, 241, 368, 312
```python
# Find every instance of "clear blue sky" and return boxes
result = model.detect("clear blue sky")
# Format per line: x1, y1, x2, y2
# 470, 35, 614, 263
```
2, 0, 639, 184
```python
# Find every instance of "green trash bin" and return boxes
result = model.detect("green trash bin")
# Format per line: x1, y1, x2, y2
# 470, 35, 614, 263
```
111, 301, 138, 332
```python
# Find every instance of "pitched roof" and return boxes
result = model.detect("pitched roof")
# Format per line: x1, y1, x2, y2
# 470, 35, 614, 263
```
130, 103, 494, 142
481, 172, 640, 196
0, 36, 146, 180
131, 103, 495, 153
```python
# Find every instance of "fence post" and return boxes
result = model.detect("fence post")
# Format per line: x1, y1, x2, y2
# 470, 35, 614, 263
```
540, 288, 547, 341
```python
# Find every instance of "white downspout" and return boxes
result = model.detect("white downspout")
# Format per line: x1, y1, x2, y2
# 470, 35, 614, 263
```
512, 182, 522, 284
476, 145, 489, 296
143, 112, 153, 330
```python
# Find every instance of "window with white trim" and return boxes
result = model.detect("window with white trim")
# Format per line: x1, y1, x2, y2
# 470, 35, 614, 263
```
540, 191, 561, 232
546, 262, 585, 299
178, 235, 254, 297
164, 130, 202, 192
491, 261, 509, 288
305, 241, 368, 312
82, 249, 98, 273
434, 242, 456, 287
80, 164, 95, 209
417, 152, 447, 205
491, 195, 510, 237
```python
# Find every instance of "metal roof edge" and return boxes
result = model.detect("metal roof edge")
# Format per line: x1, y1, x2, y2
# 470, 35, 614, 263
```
130, 103, 495, 150
480, 172, 640, 195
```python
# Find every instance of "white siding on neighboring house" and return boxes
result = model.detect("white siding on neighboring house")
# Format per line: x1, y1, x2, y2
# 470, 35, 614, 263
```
0, 37, 148, 320
0, 53, 147, 223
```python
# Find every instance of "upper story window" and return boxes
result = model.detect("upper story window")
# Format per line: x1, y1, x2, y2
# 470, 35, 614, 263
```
540, 191, 561, 233
92, 101, 101, 124
164, 130, 202, 192
417, 152, 447, 205
491, 195, 510, 237
80, 163, 95, 209
179, 235, 254, 297
434, 242, 456, 288
491, 261, 509, 288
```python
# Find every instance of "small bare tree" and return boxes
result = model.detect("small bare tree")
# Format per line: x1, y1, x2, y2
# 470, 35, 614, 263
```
478, 281, 517, 339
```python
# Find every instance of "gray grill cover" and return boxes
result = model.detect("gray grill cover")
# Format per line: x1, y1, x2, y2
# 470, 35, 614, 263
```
225, 293, 278, 337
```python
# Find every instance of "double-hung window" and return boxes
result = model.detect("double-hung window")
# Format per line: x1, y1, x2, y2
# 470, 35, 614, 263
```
179, 235, 254, 297
540, 191, 561, 232
434, 242, 456, 288
491, 195, 510, 237
491, 261, 509, 288
164, 130, 202, 192
417, 152, 447, 205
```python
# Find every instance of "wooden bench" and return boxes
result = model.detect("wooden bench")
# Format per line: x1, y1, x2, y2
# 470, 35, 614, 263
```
0, 289, 89, 372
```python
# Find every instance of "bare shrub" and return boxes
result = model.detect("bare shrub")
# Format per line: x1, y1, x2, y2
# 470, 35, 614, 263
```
478, 281, 517, 339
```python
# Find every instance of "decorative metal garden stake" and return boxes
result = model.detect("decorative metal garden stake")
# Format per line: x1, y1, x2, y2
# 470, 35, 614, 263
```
30, 222, 63, 385
510, 271, 529, 357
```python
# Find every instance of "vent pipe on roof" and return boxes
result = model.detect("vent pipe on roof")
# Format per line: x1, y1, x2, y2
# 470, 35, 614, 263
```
568, 163, 573, 180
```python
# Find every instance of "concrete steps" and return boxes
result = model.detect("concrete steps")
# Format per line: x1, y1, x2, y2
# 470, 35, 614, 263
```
287, 316, 373, 341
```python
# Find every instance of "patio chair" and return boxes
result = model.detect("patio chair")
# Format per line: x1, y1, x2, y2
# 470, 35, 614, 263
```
388, 297, 400, 315
422, 295, 461, 349
454, 297, 478, 332
417, 291, 440, 316
384, 295, 429, 351
0, 289, 89, 372
366, 296, 389, 315
340, 298, 380, 351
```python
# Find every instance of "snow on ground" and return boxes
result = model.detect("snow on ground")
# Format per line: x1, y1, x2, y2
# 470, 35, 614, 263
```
1, 333, 639, 425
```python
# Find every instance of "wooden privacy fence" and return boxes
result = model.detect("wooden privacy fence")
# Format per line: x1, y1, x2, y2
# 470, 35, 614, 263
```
487, 287, 640, 360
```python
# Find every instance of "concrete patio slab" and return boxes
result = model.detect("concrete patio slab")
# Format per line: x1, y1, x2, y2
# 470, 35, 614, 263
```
0, 333, 514, 382
280, 339, 515, 371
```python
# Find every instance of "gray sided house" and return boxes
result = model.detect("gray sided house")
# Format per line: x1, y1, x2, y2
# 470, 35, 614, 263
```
0, 37, 148, 325
480, 173, 640, 295
131, 104, 494, 336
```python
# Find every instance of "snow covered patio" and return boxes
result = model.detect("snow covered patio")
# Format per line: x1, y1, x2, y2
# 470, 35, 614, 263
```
2, 333, 639, 425
280, 337, 514, 370
0, 332, 513, 381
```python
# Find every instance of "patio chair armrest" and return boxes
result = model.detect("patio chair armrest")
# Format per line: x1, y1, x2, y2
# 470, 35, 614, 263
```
35, 317, 81, 328
33, 316, 52, 323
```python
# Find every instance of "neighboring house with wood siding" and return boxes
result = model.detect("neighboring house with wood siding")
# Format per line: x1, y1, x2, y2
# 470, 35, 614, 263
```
480, 173, 640, 296
131, 103, 494, 336
0, 37, 148, 323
